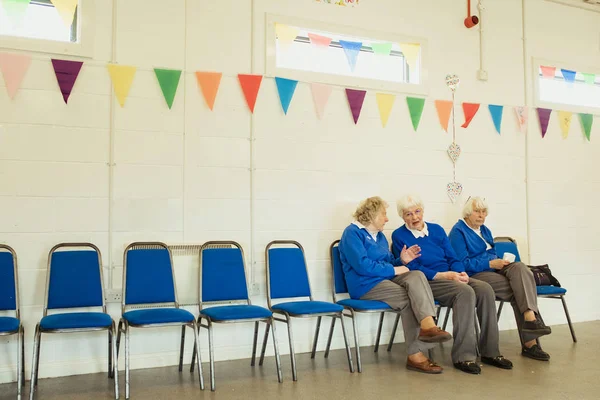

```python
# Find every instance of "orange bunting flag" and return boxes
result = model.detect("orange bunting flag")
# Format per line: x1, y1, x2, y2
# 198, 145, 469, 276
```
195, 71, 222, 110
237, 74, 263, 113
434, 100, 453, 132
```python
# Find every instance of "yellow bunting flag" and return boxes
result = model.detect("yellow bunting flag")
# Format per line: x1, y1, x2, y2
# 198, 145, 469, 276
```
399, 43, 420, 71
107, 64, 137, 107
275, 23, 299, 50
558, 110, 572, 139
50, 0, 78, 27
375, 93, 395, 127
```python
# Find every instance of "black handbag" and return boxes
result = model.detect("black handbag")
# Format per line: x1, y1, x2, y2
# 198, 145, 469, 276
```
527, 264, 561, 287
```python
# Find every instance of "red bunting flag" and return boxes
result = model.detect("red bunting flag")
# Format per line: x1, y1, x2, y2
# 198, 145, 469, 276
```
238, 74, 263, 113
461, 103, 480, 128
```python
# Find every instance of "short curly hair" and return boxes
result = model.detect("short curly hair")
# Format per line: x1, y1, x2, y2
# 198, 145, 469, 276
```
353, 196, 388, 226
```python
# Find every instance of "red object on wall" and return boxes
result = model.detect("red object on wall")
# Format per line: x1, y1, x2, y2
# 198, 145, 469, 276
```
464, 0, 479, 28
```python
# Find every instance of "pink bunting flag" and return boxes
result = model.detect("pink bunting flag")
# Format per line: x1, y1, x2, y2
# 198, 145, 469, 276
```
51, 58, 83, 103
345, 88, 366, 124
540, 66, 556, 79
537, 108, 552, 138
461, 103, 480, 128
0, 52, 31, 99
311, 83, 332, 119
514, 106, 528, 133
308, 33, 332, 48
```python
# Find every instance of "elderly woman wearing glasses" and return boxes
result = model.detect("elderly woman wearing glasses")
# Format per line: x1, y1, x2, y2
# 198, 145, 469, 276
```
391, 194, 512, 375
448, 196, 552, 362
338, 196, 452, 374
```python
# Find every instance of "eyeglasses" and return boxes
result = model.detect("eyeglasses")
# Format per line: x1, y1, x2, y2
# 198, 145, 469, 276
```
402, 208, 423, 218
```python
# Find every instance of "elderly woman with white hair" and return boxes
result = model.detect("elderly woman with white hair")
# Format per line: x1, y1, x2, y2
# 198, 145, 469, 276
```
391, 194, 513, 375
338, 196, 452, 374
448, 196, 552, 362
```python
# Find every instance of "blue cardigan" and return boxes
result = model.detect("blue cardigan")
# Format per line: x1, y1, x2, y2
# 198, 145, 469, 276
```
391, 223, 465, 281
338, 223, 400, 299
448, 219, 498, 275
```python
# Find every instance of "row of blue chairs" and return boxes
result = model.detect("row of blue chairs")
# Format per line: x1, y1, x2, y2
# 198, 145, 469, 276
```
0, 237, 575, 399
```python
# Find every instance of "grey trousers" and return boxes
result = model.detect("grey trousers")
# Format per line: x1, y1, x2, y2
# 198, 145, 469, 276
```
472, 262, 543, 343
429, 278, 500, 363
360, 271, 436, 356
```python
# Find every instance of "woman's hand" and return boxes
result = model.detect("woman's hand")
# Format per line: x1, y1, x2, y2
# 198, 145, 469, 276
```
490, 259, 510, 270
400, 244, 421, 265
394, 266, 410, 276
434, 271, 468, 283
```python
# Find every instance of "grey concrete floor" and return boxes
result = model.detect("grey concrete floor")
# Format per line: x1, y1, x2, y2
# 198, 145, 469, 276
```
1, 321, 596, 400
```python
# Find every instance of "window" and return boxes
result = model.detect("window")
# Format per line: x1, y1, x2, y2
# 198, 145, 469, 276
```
266, 14, 428, 95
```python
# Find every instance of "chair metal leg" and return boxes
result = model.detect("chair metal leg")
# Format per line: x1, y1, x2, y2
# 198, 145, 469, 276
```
108, 329, 113, 379
190, 321, 204, 391
116, 320, 123, 359
207, 319, 216, 391
560, 296, 577, 343
178, 325, 186, 372
497, 301, 504, 321
324, 317, 336, 358
338, 314, 354, 373
17, 326, 23, 400
29, 325, 41, 400
387, 314, 400, 352
124, 323, 130, 400
111, 322, 119, 400
258, 321, 270, 366
21, 326, 25, 388
442, 308, 451, 331
284, 315, 298, 381
374, 312, 385, 353
251, 321, 259, 366
189, 341, 197, 372
311, 316, 322, 359
435, 306, 441, 324
269, 319, 283, 383
34, 328, 41, 387
348, 311, 361, 373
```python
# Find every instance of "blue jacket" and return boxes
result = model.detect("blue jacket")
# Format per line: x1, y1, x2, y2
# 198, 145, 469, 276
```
338, 223, 400, 299
448, 219, 499, 276
391, 223, 465, 281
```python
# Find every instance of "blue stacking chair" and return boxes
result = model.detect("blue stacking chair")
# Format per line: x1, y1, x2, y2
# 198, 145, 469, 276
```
494, 237, 577, 343
0, 245, 24, 400
189, 241, 282, 391
116, 242, 203, 399
29, 243, 118, 400
258, 240, 354, 381
324, 240, 400, 373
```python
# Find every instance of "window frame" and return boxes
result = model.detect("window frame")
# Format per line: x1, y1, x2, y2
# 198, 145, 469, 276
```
0, 0, 94, 58
265, 13, 429, 96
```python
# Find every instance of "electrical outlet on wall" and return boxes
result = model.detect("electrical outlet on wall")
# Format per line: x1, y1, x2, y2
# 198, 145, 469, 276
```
477, 69, 489, 81
105, 289, 122, 303
251, 283, 261, 296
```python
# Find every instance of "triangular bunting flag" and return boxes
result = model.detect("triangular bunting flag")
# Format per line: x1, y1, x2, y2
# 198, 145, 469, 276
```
434, 100, 453, 132
579, 114, 593, 141
540, 65, 556, 78
345, 88, 366, 124
1, 0, 30, 27
339, 40, 362, 71
375, 93, 395, 127
561, 68, 576, 83
537, 108, 552, 138
461, 103, 480, 128
275, 77, 298, 115
583, 73, 595, 85
311, 83, 332, 119
371, 43, 392, 56
308, 33, 332, 48
51, 58, 83, 104
238, 74, 263, 113
0, 52, 31, 99
106, 64, 136, 107
195, 71, 222, 110
515, 106, 529, 133
275, 23, 299, 50
558, 110, 573, 139
154, 68, 181, 109
399, 43, 420, 71
50, 0, 78, 27
406, 97, 425, 131
488, 104, 504, 134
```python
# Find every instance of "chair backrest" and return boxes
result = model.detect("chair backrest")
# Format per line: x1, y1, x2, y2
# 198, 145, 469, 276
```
123, 242, 178, 312
200, 242, 250, 307
0, 245, 19, 318
493, 237, 522, 262
329, 240, 348, 302
265, 241, 312, 308
45, 243, 106, 315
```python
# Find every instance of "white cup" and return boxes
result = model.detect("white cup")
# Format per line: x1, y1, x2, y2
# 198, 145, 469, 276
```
503, 252, 516, 263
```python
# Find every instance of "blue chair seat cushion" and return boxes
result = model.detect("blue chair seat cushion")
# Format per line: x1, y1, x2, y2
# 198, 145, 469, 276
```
337, 299, 391, 311
537, 286, 567, 295
201, 305, 272, 321
40, 312, 112, 330
123, 308, 194, 326
0, 317, 20, 333
272, 301, 343, 315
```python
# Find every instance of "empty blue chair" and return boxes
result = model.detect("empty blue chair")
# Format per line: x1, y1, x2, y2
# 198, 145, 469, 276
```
259, 240, 354, 381
324, 240, 399, 373
494, 236, 576, 343
29, 243, 118, 400
117, 242, 203, 400
0, 245, 24, 400
189, 241, 282, 391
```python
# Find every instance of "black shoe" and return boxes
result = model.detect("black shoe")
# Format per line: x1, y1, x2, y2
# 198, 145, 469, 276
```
453, 361, 481, 374
522, 319, 552, 336
481, 355, 513, 369
521, 344, 550, 361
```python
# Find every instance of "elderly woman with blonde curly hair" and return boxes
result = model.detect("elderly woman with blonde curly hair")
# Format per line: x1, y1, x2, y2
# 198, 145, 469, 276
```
448, 196, 552, 362
338, 196, 452, 374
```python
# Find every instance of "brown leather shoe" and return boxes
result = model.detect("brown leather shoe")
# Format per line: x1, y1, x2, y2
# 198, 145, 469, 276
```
406, 358, 443, 374
418, 326, 452, 343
